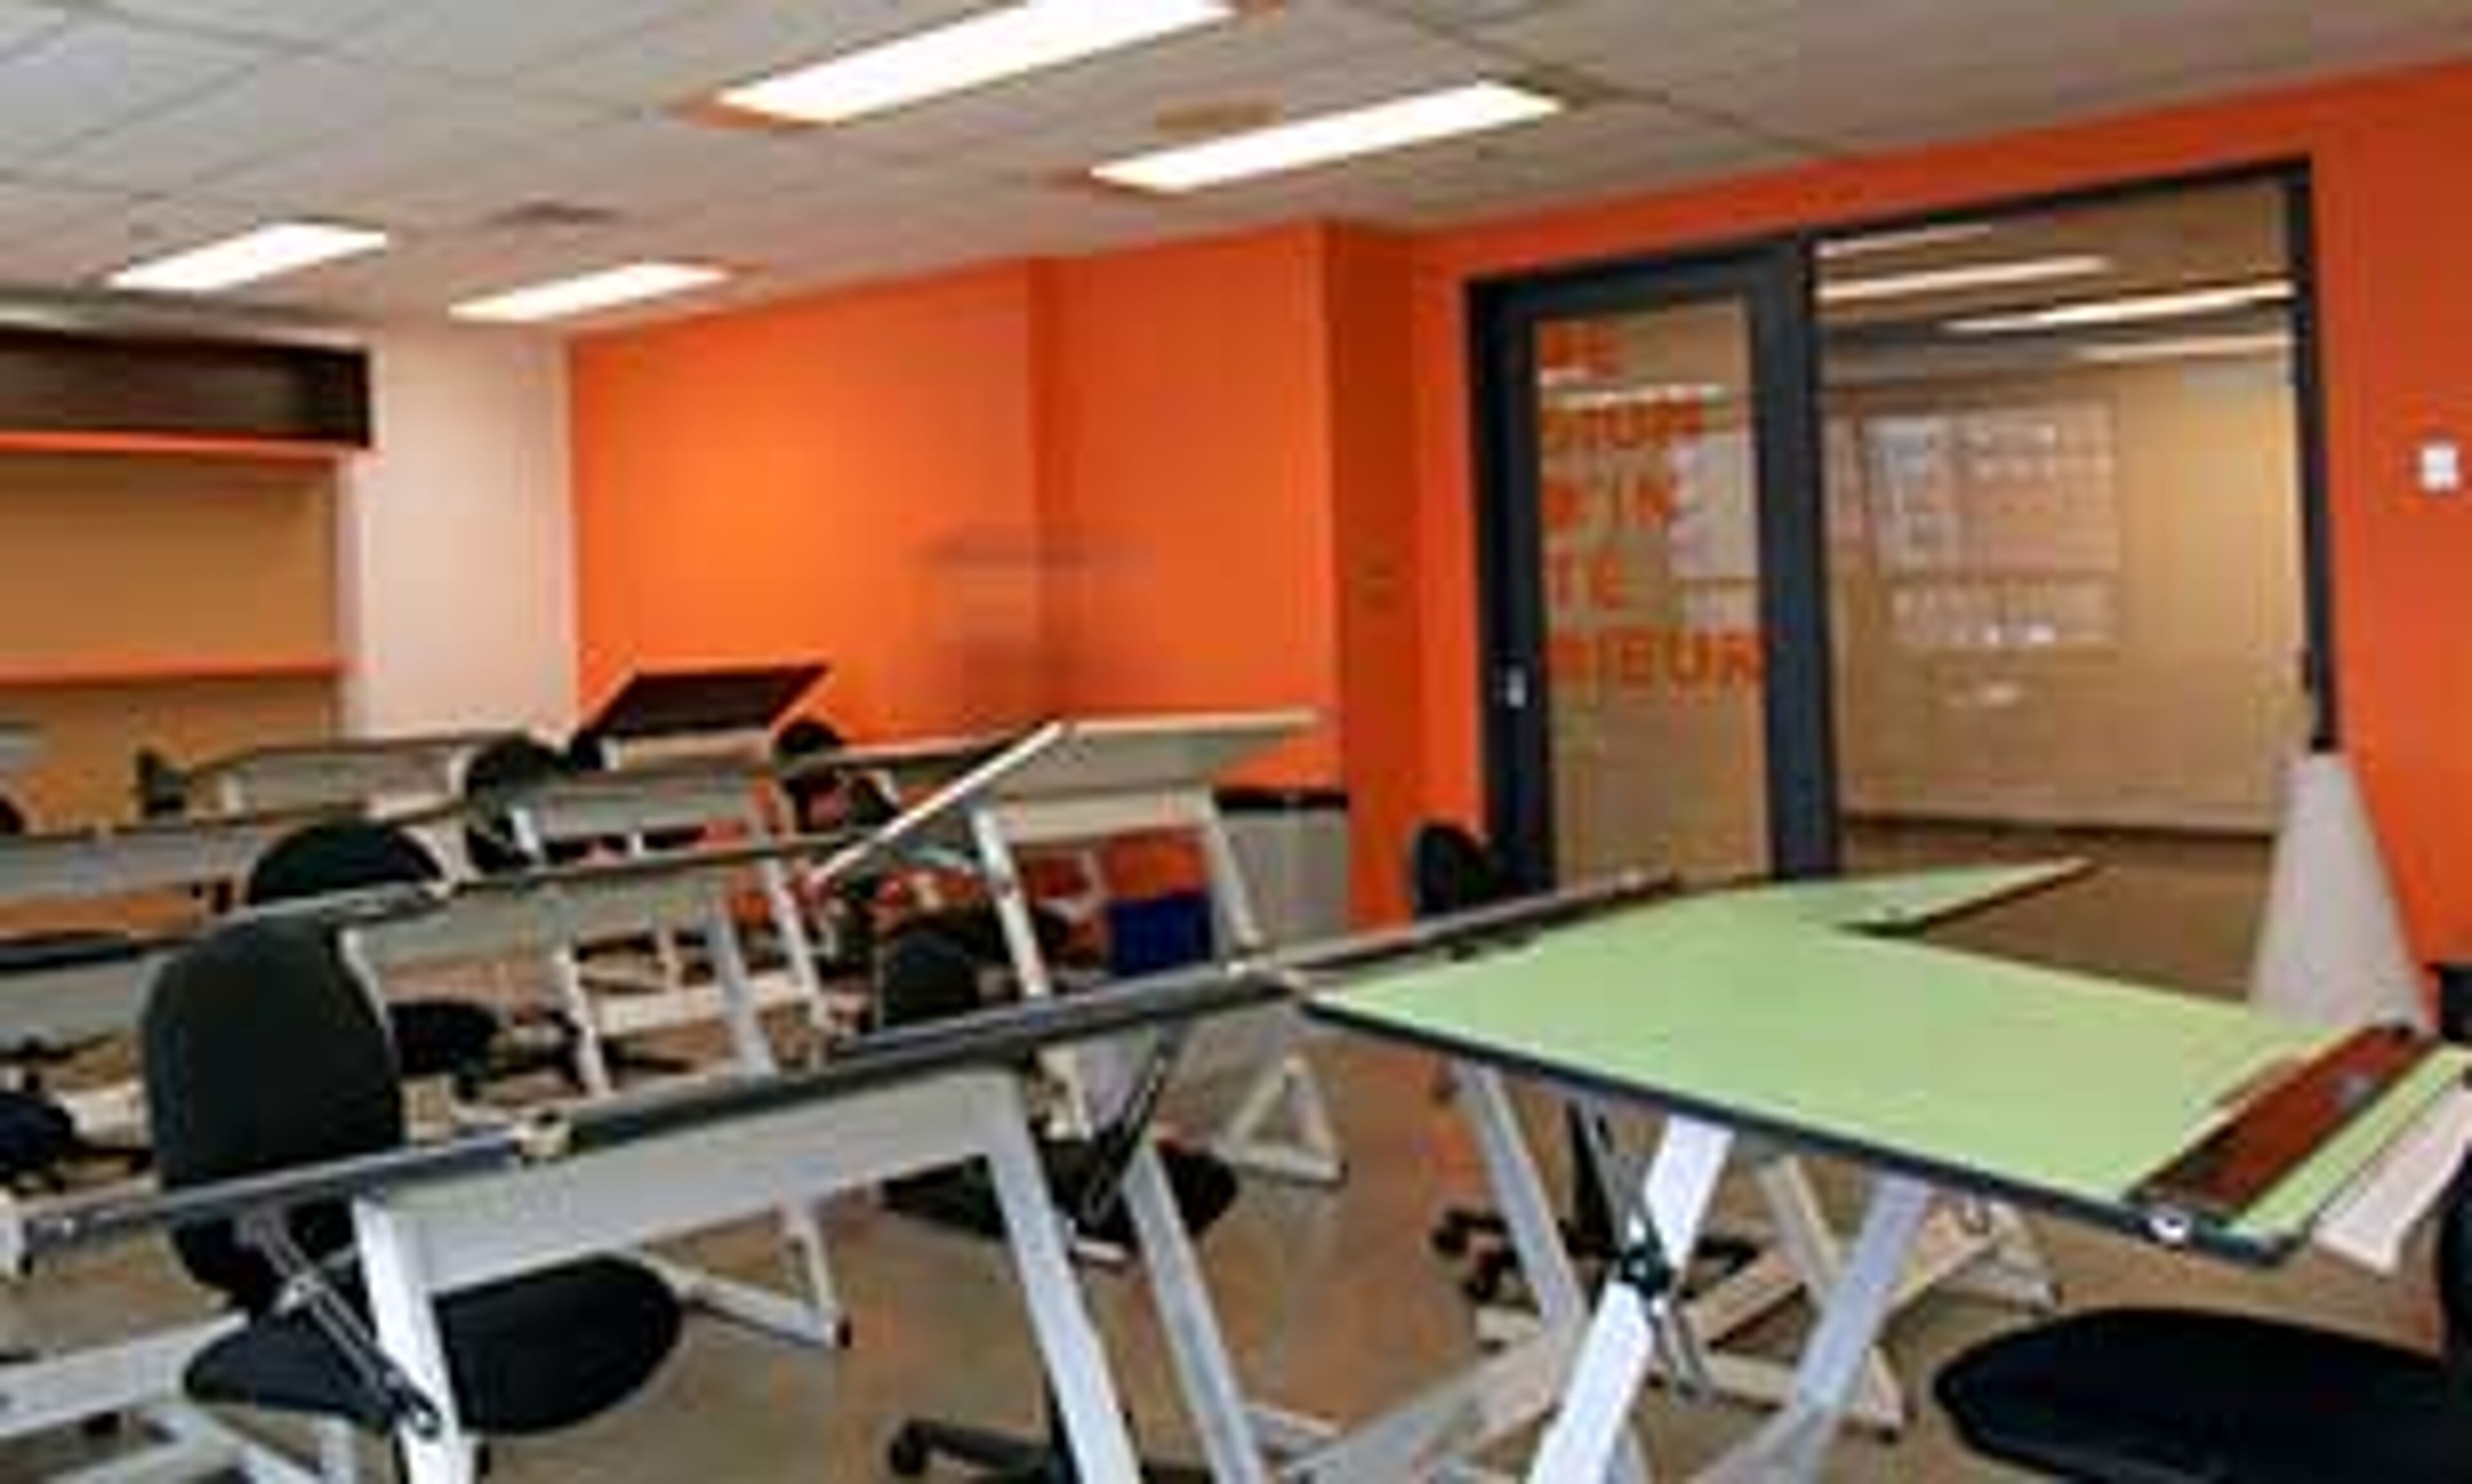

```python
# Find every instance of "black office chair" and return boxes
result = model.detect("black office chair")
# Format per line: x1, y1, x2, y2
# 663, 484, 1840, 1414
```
459, 734, 582, 875
874, 925, 1232, 1481
0, 791, 24, 837
143, 918, 680, 1456
1936, 1148, 2472, 1483
245, 819, 505, 1094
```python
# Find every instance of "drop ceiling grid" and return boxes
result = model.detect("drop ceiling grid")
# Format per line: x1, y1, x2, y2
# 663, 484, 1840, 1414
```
0, 0, 2458, 323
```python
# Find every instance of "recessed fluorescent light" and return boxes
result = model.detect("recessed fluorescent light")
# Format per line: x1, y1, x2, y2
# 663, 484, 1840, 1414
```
2075, 330, 2294, 365
1091, 80, 1564, 194
1949, 278, 2292, 334
451, 262, 728, 324
717, 0, 1237, 125
1817, 223, 1997, 261
108, 221, 389, 293
1819, 254, 2112, 307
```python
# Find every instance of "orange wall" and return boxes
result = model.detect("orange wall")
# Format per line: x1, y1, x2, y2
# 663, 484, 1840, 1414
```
572, 52, 2472, 949
1407, 55, 2472, 955
1040, 225, 1343, 779
1323, 225, 1425, 918
570, 263, 1047, 736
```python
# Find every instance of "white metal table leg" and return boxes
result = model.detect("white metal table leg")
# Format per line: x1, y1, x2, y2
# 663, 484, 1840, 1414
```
1459, 1067, 1649, 1484
1700, 1173, 1935, 1483
1123, 1135, 1273, 1484
351, 1202, 478, 1484
1530, 1116, 1734, 1483
980, 1107, 1145, 1483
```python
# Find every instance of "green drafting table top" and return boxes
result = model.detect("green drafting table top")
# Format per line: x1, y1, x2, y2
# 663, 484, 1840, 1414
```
1307, 862, 2467, 1263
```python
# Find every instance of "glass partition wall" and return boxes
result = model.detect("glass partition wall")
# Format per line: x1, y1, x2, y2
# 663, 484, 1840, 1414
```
1818, 178, 2309, 990
1475, 172, 2319, 995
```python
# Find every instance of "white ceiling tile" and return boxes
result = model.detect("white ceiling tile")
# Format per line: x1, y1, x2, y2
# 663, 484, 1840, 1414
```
333, 0, 706, 80
41, 56, 448, 194
204, 91, 610, 225
349, 115, 856, 231
0, 1, 68, 57
102, 0, 410, 46
0, 17, 269, 169
0, 176, 127, 245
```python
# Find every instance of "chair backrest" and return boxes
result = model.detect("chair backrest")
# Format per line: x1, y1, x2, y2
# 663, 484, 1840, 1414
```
460, 734, 572, 875
875, 925, 988, 1031
0, 792, 22, 837
1407, 821, 1515, 920
142, 919, 404, 1312
133, 748, 189, 820
245, 818, 444, 906
2437, 1144, 2472, 1373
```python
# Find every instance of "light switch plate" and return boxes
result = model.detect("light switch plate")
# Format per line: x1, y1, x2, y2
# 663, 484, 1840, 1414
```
2421, 440, 2463, 496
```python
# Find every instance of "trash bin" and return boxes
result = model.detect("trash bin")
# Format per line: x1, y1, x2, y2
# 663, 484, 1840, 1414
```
1214, 785, 1351, 946
1167, 788, 1350, 1114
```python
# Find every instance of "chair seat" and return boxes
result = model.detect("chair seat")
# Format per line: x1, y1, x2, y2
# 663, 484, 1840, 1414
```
189, 1256, 680, 1436
1936, 1306, 2472, 1483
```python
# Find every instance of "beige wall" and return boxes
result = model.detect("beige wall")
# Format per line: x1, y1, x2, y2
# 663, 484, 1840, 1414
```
1830, 353, 2306, 833
339, 325, 577, 741
0, 450, 339, 826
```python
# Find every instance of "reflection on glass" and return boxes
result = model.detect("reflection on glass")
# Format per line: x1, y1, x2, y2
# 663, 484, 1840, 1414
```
1537, 301, 1768, 882
1819, 178, 2305, 992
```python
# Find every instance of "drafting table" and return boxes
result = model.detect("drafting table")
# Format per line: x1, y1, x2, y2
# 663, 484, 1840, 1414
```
1301, 865, 2471, 1482
183, 730, 516, 817
5, 941, 1295, 1484
838, 709, 1344, 1183
579, 662, 827, 767
479, 760, 832, 1091
346, 834, 868, 1350
0, 807, 335, 913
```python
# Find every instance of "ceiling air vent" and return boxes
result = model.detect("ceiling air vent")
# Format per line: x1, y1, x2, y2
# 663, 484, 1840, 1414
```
480, 200, 626, 232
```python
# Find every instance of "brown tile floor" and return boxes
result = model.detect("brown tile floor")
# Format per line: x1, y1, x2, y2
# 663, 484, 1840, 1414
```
3, 829, 2441, 1481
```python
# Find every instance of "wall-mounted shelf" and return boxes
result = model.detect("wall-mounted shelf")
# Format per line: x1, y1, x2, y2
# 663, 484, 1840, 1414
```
0, 430, 357, 462
0, 654, 344, 689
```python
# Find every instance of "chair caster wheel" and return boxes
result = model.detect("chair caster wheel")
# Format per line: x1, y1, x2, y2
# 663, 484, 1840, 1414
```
887, 1425, 930, 1477
1463, 1269, 1501, 1304
79, 1413, 125, 1440
832, 1317, 854, 1349
1432, 1223, 1468, 1257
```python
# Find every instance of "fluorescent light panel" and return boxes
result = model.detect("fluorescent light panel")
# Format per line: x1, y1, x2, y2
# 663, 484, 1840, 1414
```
108, 221, 389, 293
1092, 80, 1563, 193
1950, 278, 2292, 334
718, 0, 1237, 125
1819, 254, 2112, 306
2075, 331, 2294, 365
452, 262, 727, 324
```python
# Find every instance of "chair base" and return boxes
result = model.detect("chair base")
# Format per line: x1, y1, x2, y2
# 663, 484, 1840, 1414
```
885, 1416, 1210, 1483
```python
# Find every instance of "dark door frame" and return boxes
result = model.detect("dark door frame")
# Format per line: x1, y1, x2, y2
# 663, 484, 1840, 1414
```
1469, 240, 1835, 887
1467, 158, 2335, 885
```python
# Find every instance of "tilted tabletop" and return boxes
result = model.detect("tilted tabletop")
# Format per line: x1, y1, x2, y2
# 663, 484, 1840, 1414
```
1308, 862, 2465, 1262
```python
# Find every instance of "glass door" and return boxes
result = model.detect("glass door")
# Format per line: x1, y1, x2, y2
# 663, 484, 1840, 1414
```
1475, 247, 1831, 887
